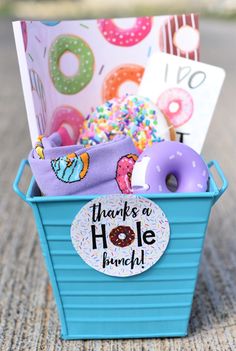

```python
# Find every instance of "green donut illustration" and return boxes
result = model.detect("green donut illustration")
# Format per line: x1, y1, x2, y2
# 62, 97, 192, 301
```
49, 35, 95, 95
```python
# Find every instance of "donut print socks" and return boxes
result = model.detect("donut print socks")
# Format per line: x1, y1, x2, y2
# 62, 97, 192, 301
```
116, 154, 138, 194
132, 141, 209, 194
29, 96, 210, 197
28, 134, 138, 196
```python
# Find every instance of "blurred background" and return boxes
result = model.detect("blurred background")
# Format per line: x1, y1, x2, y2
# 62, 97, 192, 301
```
0, 0, 236, 19
1, 1, 236, 350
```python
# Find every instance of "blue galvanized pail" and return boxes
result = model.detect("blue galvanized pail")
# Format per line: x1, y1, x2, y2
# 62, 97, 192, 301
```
13, 159, 227, 340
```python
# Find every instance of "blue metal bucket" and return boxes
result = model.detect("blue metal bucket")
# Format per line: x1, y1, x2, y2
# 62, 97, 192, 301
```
13, 159, 227, 340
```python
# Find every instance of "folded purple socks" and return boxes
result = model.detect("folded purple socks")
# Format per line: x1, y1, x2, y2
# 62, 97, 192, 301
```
28, 134, 138, 196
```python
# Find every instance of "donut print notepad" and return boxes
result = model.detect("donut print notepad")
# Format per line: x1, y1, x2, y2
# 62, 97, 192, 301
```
138, 52, 225, 153
13, 15, 200, 145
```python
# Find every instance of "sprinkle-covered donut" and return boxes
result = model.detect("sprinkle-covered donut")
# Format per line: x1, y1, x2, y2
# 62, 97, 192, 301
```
109, 226, 136, 247
49, 105, 84, 144
157, 87, 193, 128
132, 141, 209, 194
102, 64, 144, 102
116, 154, 138, 194
49, 35, 95, 95
51, 152, 89, 183
98, 17, 152, 47
79, 94, 175, 152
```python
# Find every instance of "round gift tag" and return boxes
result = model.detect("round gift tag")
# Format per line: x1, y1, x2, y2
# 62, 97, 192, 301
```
71, 194, 170, 277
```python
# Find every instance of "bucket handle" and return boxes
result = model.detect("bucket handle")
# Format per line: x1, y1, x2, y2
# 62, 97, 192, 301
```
13, 159, 227, 205
208, 160, 228, 205
13, 159, 31, 205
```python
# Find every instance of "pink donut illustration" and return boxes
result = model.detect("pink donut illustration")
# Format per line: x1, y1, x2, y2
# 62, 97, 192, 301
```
157, 88, 194, 128
97, 17, 152, 47
21, 21, 27, 51
159, 14, 199, 61
116, 154, 138, 194
49, 106, 84, 144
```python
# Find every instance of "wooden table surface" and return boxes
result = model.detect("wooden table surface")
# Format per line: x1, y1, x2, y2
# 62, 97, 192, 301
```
0, 18, 235, 351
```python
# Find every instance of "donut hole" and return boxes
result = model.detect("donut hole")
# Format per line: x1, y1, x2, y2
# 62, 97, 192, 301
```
61, 123, 75, 140
168, 100, 181, 114
59, 51, 80, 77
118, 233, 127, 240
166, 173, 178, 192
118, 81, 139, 97
113, 18, 136, 30
174, 25, 199, 53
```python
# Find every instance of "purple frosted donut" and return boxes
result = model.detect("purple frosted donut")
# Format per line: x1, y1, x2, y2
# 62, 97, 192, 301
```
131, 141, 209, 194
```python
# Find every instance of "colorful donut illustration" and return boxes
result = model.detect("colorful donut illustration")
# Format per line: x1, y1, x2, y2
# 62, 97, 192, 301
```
157, 87, 194, 128
159, 14, 199, 61
49, 35, 95, 95
102, 64, 144, 102
109, 225, 136, 247
51, 152, 89, 183
49, 105, 84, 143
40, 21, 60, 26
97, 17, 152, 47
116, 154, 138, 194
21, 21, 27, 51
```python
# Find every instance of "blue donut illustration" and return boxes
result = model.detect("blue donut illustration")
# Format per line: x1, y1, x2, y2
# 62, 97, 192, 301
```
40, 21, 60, 26
51, 152, 89, 183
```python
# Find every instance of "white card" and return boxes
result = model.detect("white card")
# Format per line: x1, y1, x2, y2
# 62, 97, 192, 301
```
138, 52, 225, 153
